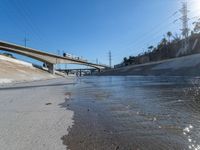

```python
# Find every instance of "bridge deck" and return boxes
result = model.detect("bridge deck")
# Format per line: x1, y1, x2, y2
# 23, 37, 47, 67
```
0, 41, 108, 73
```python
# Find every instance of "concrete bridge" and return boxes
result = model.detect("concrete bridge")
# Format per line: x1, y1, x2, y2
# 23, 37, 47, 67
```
0, 41, 108, 74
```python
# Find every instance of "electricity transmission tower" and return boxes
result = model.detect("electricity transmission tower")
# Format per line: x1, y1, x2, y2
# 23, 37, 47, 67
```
180, 2, 189, 54
108, 51, 112, 68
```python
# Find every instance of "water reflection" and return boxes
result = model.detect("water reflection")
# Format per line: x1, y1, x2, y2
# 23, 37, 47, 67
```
63, 76, 200, 150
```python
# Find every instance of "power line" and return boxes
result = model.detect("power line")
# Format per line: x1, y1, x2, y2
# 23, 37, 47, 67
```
0, 1, 26, 36
5, 0, 49, 48
3, 0, 39, 45
113, 11, 180, 58
124, 12, 179, 48
16, 0, 45, 41
12, 0, 41, 38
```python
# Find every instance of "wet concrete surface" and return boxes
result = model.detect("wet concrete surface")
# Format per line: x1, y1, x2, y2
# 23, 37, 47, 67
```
0, 78, 75, 150
60, 76, 200, 150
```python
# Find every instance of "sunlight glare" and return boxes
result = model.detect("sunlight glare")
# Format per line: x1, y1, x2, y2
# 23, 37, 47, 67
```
189, 0, 200, 16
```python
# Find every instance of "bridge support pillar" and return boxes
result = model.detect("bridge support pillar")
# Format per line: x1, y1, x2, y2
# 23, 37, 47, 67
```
80, 69, 82, 76
47, 63, 55, 74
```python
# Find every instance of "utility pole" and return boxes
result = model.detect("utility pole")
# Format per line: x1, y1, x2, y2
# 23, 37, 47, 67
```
108, 51, 112, 68
57, 50, 60, 69
180, 1, 189, 54
24, 33, 29, 47
96, 58, 98, 64
63, 50, 67, 70
65, 64, 67, 70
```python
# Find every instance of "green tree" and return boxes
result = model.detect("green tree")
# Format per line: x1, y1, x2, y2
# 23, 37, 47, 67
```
193, 19, 200, 33
172, 33, 181, 42
161, 38, 168, 45
148, 45, 154, 52
123, 57, 127, 62
167, 31, 172, 42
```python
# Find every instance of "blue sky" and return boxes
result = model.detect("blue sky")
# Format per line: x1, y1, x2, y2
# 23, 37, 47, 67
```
0, 0, 199, 68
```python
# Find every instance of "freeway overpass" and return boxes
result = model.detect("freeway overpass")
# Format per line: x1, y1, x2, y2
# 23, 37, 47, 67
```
0, 41, 108, 74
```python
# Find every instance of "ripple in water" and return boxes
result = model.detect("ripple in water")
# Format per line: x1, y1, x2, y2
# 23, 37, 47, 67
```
63, 76, 200, 150
183, 125, 200, 150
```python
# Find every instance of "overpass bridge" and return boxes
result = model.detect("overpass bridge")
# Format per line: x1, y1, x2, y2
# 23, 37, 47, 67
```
0, 41, 108, 74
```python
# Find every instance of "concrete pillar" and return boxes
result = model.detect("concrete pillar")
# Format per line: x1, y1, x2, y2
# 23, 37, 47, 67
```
80, 69, 82, 76
90, 69, 96, 75
47, 63, 55, 74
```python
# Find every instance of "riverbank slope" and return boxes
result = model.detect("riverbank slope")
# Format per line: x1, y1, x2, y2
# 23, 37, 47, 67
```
0, 55, 58, 84
99, 53, 200, 76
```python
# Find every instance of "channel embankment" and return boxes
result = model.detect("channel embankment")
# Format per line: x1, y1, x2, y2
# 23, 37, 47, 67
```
0, 55, 75, 150
100, 53, 200, 76
0, 55, 58, 84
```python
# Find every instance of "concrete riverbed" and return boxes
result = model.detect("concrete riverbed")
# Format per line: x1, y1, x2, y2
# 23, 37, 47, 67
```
1, 76, 200, 150
0, 78, 75, 150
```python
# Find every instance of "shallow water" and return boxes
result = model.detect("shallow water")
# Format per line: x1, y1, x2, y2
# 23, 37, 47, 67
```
61, 76, 200, 150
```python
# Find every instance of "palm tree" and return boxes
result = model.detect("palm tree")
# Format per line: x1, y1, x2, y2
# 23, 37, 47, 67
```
194, 20, 200, 33
167, 31, 172, 43
123, 57, 128, 66
161, 38, 168, 45
148, 45, 154, 52
123, 57, 127, 62
172, 33, 181, 42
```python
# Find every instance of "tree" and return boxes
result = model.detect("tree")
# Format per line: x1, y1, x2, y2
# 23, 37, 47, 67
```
193, 19, 200, 33
148, 45, 154, 52
172, 33, 181, 42
123, 57, 127, 62
123, 57, 128, 66
167, 31, 172, 42
129, 56, 134, 60
63, 53, 66, 57
161, 38, 168, 45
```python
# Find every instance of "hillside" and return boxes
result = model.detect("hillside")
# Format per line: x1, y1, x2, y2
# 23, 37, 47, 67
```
117, 32, 200, 68
0, 55, 58, 84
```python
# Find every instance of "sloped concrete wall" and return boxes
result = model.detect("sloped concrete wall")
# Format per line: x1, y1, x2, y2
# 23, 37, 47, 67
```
99, 54, 200, 76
